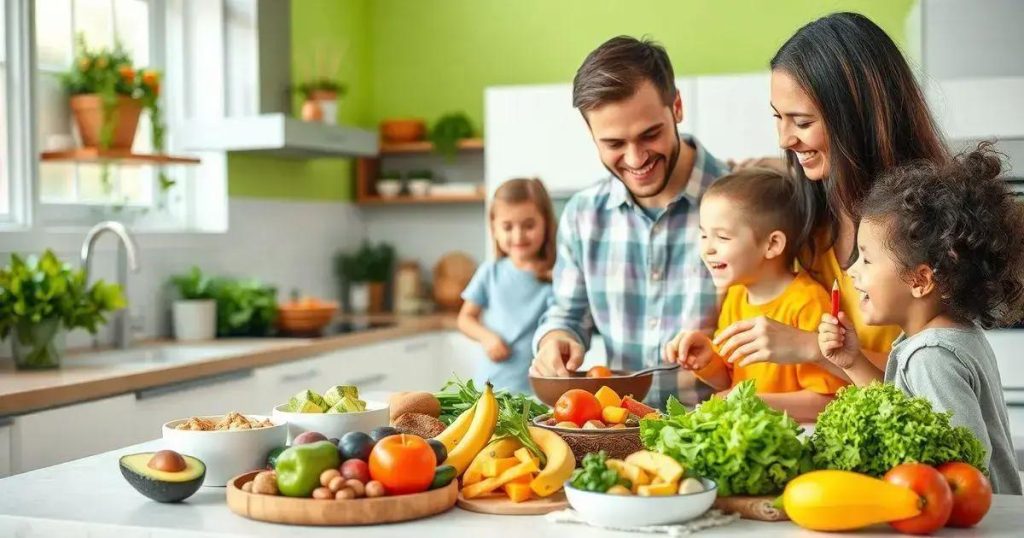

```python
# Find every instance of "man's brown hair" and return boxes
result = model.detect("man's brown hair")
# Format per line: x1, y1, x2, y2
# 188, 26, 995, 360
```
572, 35, 676, 115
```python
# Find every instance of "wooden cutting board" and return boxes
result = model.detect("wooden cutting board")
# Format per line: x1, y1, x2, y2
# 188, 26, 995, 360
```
713, 495, 788, 521
456, 490, 568, 516
226, 471, 458, 526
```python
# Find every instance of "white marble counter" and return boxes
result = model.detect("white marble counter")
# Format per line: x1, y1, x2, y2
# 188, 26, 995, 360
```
1, 440, 1022, 538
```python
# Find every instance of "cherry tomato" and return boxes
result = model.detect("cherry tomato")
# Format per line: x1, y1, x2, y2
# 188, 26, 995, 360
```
884, 463, 953, 535
553, 389, 603, 427
937, 462, 992, 528
368, 434, 435, 495
586, 366, 614, 378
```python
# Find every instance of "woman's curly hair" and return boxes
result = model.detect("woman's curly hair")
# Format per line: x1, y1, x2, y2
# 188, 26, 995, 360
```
861, 142, 1024, 328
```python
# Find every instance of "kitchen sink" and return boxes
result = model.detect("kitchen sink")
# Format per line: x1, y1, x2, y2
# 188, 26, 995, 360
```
65, 340, 295, 370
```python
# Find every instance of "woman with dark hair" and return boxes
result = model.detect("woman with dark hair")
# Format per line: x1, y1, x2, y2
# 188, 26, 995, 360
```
711, 12, 950, 381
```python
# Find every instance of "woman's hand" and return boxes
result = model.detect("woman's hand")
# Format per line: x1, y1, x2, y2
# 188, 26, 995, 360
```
817, 312, 865, 369
713, 316, 819, 367
482, 332, 511, 363
663, 330, 715, 370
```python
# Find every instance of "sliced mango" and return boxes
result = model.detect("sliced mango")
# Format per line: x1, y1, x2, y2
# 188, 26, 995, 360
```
601, 406, 629, 424
462, 459, 540, 499
605, 459, 650, 492
625, 450, 684, 484
506, 482, 533, 503
638, 482, 678, 496
594, 386, 622, 409
483, 457, 520, 478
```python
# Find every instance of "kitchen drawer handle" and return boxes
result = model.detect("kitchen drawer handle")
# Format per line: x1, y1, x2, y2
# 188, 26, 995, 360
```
279, 368, 321, 384
403, 341, 429, 353
346, 373, 387, 387
136, 369, 254, 400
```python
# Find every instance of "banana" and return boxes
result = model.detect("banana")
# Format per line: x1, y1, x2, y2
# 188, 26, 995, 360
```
443, 383, 498, 475
433, 403, 476, 451
527, 426, 575, 497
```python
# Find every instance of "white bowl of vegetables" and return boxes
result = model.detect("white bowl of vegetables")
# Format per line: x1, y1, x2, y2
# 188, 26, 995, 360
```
564, 450, 717, 527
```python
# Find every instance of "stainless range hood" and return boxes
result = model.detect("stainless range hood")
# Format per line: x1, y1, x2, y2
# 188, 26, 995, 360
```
178, 0, 376, 158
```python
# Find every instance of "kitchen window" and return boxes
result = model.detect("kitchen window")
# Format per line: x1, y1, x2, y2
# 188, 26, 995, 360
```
1, 0, 227, 233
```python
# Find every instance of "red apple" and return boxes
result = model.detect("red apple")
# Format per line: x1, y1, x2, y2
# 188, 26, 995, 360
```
937, 462, 992, 528
340, 458, 371, 483
884, 463, 953, 535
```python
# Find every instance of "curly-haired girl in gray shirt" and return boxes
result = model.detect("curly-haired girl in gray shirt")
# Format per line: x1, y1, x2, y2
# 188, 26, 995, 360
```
818, 143, 1023, 494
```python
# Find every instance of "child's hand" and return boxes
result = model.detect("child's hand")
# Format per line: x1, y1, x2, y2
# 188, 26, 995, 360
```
663, 330, 715, 370
818, 312, 863, 369
482, 332, 511, 363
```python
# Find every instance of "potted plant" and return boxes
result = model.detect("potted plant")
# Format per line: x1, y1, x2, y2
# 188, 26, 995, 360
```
296, 79, 346, 125
430, 112, 474, 160
335, 242, 396, 314
406, 169, 434, 197
377, 170, 403, 198
61, 35, 173, 191
169, 267, 216, 341
208, 278, 278, 337
0, 250, 125, 370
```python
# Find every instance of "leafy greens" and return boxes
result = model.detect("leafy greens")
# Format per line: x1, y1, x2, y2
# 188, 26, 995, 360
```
640, 380, 807, 496
569, 451, 630, 493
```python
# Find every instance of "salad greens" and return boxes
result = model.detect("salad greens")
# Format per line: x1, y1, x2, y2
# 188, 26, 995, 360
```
435, 376, 548, 424
810, 383, 987, 476
569, 451, 630, 493
640, 380, 807, 496
494, 399, 547, 465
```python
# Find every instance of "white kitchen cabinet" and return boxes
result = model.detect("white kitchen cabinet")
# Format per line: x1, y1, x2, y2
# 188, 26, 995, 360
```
0, 419, 11, 478
10, 394, 136, 474
254, 354, 336, 411
692, 73, 781, 162
131, 369, 260, 442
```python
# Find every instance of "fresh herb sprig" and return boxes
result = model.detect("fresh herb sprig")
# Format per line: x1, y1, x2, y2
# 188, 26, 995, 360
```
435, 375, 548, 424
569, 451, 630, 493
494, 399, 547, 465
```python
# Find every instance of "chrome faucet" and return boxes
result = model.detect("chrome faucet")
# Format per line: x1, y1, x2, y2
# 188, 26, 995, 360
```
80, 221, 140, 349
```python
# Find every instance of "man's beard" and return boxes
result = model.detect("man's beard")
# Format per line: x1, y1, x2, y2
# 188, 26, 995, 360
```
606, 135, 681, 201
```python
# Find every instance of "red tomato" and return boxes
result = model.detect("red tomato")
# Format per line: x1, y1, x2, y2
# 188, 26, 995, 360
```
554, 389, 603, 426
937, 462, 992, 528
884, 463, 953, 535
586, 366, 613, 378
368, 434, 435, 495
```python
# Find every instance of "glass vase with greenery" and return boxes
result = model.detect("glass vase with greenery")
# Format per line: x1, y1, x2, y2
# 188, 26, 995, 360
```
0, 250, 126, 369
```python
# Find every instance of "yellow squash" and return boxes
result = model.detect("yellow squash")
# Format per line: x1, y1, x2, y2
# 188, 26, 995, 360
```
443, 384, 498, 475
783, 470, 922, 531
527, 426, 575, 497
433, 403, 477, 451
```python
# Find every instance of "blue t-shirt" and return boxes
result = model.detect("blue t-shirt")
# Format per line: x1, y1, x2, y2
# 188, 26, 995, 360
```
461, 258, 553, 394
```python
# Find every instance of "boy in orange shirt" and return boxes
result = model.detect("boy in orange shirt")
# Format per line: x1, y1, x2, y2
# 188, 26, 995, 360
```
664, 168, 846, 422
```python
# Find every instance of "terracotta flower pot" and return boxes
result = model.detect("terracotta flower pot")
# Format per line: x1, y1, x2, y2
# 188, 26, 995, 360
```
367, 282, 387, 313
70, 94, 143, 149
300, 99, 323, 122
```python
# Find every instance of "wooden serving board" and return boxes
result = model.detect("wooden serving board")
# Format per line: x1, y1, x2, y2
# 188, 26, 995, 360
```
713, 495, 788, 521
456, 490, 568, 516
226, 471, 459, 526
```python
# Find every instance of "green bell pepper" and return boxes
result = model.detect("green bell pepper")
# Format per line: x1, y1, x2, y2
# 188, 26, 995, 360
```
274, 440, 340, 497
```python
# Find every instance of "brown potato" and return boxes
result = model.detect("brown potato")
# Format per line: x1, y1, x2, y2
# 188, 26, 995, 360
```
389, 391, 441, 422
320, 468, 341, 487
328, 475, 346, 493
344, 479, 365, 498
312, 487, 334, 500
335, 487, 356, 500
365, 480, 386, 498
241, 481, 253, 492
252, 471, 278, 495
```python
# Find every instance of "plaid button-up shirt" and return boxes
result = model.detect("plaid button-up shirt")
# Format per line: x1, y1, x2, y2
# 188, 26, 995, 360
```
533, 135, 726, 409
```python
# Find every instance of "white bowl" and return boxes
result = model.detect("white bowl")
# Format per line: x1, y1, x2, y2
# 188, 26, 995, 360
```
161, 415, 286, 487
271, 401, 389, 443
376, 180, 402, 197
564, 478, 717, 528
407, 179, 432, 196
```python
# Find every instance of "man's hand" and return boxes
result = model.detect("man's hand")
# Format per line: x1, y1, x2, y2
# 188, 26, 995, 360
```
529, 332, 584, 377
482, 332, 511, 363
663, 330, 715, 370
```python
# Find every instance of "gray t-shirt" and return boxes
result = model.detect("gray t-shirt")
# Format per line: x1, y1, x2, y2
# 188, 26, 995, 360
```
885, 327, 1022, 495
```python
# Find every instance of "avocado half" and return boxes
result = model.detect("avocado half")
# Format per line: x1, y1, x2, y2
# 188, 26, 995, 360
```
119, 452, 206, 503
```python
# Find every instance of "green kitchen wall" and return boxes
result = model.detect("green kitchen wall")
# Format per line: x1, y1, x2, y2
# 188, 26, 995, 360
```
229, 0, 916, 201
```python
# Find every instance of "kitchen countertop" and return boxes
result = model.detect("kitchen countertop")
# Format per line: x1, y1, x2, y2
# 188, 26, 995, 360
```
0, 313, 457, 416
0, 439, 1021, 538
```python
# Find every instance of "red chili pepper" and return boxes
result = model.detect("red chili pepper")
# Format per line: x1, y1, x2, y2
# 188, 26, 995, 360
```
830, 279, 841, 318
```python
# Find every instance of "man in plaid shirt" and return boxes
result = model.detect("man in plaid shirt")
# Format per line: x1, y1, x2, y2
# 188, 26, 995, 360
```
529, 36, 727, 408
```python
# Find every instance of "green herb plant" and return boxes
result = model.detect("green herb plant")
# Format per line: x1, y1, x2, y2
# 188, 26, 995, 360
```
334, 241, 396, 284
0, 251, 125, 367
208, 278, 277, 337
640, 380, 808, 496
569, 451, 630, 493
429, 112, 473, 160
170, 266, 214, 300
809, 383, 988, 476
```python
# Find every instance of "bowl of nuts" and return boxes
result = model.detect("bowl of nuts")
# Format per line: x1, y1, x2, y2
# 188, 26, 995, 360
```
162, 412, 286, 486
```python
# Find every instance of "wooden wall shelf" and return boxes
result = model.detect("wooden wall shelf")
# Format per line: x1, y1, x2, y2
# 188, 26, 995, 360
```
355, 137, 485, 205
379, 138, 484, 155
40, 149, 201, 165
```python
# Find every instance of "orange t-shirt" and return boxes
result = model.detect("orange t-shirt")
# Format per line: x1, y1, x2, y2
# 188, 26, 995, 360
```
696, 271, 848, 395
